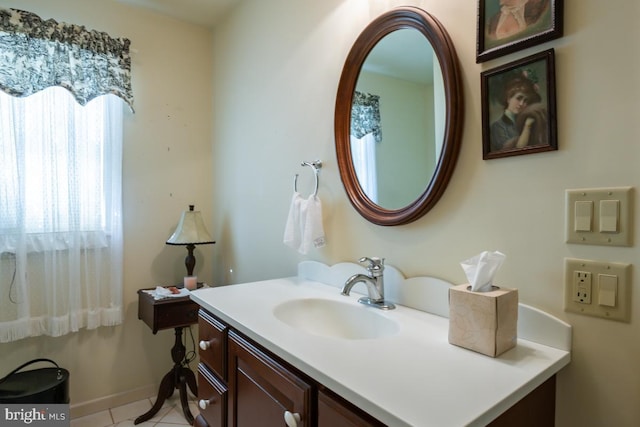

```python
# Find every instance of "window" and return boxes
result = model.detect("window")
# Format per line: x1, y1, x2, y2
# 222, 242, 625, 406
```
0, 88, 120, 238
0, 6, 131, 342
0, 87, 124, 342
350, 91, 382, 203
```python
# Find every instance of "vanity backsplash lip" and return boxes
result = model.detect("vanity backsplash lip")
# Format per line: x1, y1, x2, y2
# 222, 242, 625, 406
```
190, 261, 571, 427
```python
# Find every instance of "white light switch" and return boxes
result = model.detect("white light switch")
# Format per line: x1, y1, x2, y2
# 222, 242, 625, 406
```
599, 200, 619, 233
598, 274, 617, 307
574, 201, 593, 231
565, 187, 632, 246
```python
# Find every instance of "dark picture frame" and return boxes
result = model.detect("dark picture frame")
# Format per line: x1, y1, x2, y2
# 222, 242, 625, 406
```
476, 0, 563, 63
481, 49, 557, 160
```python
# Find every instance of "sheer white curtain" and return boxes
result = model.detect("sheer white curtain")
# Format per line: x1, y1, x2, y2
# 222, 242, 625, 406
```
350, 132, 378, 204
0, 88, 123, 342
350, 91, 381, 204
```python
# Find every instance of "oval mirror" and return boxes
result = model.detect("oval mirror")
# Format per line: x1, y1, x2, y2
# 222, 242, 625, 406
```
335, 7, 463, 226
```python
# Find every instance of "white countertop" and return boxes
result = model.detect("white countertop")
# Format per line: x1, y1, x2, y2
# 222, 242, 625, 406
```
190, 276, 570, 427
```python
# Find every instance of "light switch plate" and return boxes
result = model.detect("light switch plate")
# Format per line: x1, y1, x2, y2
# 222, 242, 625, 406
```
565, 187, 633, 246
564, 258, 631, 322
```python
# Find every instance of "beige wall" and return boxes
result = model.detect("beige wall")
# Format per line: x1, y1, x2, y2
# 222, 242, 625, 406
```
1, 0, 639, 426
212, 0, 640, 426
0, 0, 214, 416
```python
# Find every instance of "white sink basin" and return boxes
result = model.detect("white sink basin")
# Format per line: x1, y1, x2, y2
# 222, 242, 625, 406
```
273, 298, 399, 340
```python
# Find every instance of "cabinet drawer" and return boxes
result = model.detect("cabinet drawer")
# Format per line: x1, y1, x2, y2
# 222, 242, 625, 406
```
199, 309, 228, 379
137, 290, 199, 333
155, 300, 199, 329
198, 363, 227, 427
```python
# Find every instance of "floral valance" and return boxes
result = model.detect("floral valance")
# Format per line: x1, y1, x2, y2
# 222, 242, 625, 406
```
0, 8, 133, 110
351, 91, 382, 143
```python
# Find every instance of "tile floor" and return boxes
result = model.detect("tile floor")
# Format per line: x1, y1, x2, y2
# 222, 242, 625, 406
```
70, 394, 198, 427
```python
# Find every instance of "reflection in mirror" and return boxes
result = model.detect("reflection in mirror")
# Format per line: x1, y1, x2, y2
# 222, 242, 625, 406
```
351, 28, 445, 210
335, 6, 464, 226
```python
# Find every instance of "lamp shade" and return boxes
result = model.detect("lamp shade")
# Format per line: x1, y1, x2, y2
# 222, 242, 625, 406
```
166, 205, 215, 245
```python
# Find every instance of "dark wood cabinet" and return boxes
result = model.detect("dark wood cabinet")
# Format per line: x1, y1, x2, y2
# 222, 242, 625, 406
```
195, 308, 228, 427
197, 363, 227, 427
318, 388, 385, 427
228, 331, 312, 427
199, 309, 227, 380
487, 375, 556, 427
194, 308, 383, 427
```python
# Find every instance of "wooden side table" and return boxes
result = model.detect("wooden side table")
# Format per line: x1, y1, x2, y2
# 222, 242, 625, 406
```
135, 289, 200, 425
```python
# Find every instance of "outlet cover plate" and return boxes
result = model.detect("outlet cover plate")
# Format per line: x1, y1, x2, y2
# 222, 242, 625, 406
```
564, 258, 631, 322
565, 187, 633, 246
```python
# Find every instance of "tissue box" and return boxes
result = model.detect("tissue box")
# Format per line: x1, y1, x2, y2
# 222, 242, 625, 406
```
448, 284, 518, 357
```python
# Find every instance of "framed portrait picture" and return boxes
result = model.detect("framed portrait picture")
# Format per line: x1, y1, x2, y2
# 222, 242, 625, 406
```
476, 0, 563, 63
481, 49, 557, 160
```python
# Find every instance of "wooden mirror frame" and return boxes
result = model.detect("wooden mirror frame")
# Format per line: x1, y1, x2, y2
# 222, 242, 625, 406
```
335, 7, 464, 226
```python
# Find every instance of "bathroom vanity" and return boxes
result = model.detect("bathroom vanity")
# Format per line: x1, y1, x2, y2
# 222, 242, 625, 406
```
193, 307, 383, 427
189, 262, 571, 427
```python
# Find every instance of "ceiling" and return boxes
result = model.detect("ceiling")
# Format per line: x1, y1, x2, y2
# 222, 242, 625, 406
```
115, 1, 432, 85
363, 28, 435, 84
114, 0, 239, 28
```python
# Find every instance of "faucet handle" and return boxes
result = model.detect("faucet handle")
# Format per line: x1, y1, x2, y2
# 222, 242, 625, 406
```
359, 257, 385, 275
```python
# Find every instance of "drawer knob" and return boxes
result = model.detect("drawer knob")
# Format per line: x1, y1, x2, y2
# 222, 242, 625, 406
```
199, 397, 216, 410
199, 339, 216, 350
283, 411, 301, 427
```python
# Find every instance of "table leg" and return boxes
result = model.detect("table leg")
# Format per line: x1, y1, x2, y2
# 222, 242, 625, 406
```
184, 365, 198, 396
134, 369, 175, 424
178, 370, 194, 425
135, 327, 197, 425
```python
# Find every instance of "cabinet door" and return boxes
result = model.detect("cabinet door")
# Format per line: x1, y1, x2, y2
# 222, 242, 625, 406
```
318, 388, 386, 427
227, 331, 311, 427
487, 375, 555, 427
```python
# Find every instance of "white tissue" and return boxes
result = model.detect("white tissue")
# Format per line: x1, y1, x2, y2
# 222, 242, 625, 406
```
142, 286, 190, 300
460, 250, 506, 292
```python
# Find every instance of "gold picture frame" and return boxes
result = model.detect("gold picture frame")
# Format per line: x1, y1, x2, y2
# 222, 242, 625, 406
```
476, 0, 563, 63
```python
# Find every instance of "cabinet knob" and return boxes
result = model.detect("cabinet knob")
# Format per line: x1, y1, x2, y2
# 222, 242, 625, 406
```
283, 411, 301, 427
199, 397, 216, 410
199, 338, 216, 350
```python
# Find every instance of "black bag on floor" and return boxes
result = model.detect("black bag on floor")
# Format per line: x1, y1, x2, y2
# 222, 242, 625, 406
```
0, 358, 69, 404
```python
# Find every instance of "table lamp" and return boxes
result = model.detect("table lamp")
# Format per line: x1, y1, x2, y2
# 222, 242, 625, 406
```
166, 205, 215, 281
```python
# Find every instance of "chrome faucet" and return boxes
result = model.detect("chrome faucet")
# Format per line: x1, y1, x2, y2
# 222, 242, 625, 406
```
341, 257, 395, 310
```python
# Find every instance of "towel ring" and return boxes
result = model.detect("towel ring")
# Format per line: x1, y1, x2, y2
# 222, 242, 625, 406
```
293, 160, 322, 197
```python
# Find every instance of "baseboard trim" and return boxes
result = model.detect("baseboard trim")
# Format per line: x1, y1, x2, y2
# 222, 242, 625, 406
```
70, 383, 158, 419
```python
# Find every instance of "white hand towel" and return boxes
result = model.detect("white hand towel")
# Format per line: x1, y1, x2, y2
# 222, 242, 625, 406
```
299, 195, 326, 254
283, 192, 326, 254
283, 192, 303, 250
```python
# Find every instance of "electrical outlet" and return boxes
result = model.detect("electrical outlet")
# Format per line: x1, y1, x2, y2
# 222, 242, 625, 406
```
572, 271, 592, 304
564, 258, 632, 322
